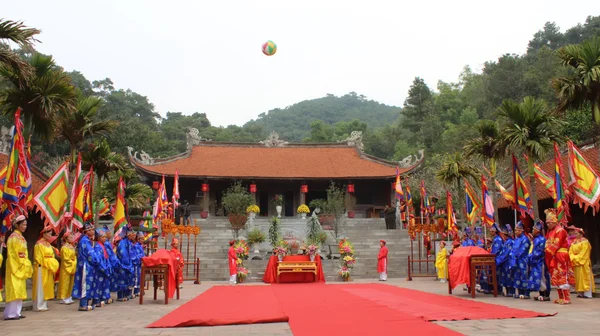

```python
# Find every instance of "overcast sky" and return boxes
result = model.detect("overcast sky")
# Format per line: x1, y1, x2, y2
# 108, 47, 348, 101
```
4, 1, 599, 127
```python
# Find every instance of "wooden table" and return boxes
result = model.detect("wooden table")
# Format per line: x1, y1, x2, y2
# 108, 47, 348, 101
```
448, 253, 497, 298
139, 264, 180, 305
276, 260, 318, 283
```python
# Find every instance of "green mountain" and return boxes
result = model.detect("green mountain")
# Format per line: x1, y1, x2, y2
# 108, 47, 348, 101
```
243, 92, 401, 142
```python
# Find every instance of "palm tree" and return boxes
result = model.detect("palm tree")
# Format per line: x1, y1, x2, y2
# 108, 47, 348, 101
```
553, 36, 600, 164
463, 120, 506, 221
81, 138, 127, 183
0, 53, 76, 141
0, 19, 40, 82
498, 97, 564, 219
99, 170, 153, 211
57, 91, 118, 163
435, 152, 479, 222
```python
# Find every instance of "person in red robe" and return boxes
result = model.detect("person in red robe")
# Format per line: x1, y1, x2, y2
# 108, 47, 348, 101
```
169, 238, 185, 289
544, 208, 575, 305
228, 240, 237, 284
377, 240, 388, 281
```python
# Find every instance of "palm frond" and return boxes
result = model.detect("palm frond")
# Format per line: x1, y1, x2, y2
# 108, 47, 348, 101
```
0, 19, 40, 46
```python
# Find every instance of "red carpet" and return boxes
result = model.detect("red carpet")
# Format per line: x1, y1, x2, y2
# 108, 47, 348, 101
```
148, 283, 555, 335
147, 286, 288, 328
339, 284, 557, 321
271, 283, 461, 336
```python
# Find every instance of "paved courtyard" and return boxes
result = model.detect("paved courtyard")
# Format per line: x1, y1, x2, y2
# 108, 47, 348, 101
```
1, 278, 598, 336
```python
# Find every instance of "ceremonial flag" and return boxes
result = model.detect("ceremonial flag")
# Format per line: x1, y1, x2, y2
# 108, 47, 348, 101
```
482, 176, 495, 226
172, 169, 180, 210
533, 162, 556, 198
158, 175, 169, 208
446, 191, 458, 234
464, 180, 481, 224
33, 161, 70, 229
420, 180, 430, 215
97, 198, 111, 217
495, 180, 515, 207
71, 164, 88, 229
82, 167, 94, 223
141, 210, 153, 241
1, 109, 32, 233
554, 143, 570, 224
0, 166, 7, 199
512, 155, 533, 217
113, 176, 127, 234
405, 180, 413, 208
395, 167, 404, 200
24, 137, 33, 207
567, 140, 600, 213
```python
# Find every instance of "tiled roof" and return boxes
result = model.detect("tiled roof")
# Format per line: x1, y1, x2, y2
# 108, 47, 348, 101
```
131, 143, 421, 179
498, 143, 599, 208
0, 152, 49, 194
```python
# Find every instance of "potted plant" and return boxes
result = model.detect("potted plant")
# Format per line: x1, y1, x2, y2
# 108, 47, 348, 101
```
268, 216, 281, 249
247, 227, 266, 253
222, 182, 254, 239
297, 204, 310, 219
317, 231, 328, 253
345, 193, 357, 218
246, 204, 260, 219
272, 194, 284, 218
200, 206, 209, 219
237, 266, 249, 283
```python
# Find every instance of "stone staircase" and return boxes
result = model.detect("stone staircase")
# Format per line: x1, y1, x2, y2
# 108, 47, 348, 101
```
157, 216, 414, 281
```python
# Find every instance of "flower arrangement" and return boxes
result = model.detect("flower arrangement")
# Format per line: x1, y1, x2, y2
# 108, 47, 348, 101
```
246, 204, 260, 214
234, 239, 249, 258
297, 204, 310, 213
338, 265, 350, 278
247, 227, 266, 245
305, 244, 318, 256
237, 266, 250, 281
274, 239, 289, 259
338, 238, 355, 280
272, 194, 284, 206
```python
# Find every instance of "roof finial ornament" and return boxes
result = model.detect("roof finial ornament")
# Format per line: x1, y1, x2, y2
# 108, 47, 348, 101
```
339, 131, 364, 152
186, 127, 211, 151
398, 149, 425, 168
260, 131, 288, 147
127, 146, 155, 165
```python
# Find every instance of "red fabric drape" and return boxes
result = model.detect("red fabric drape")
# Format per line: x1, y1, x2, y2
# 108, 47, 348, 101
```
263, 255, 325, 283
142, 248, 177, 298
448, 246, 489, 289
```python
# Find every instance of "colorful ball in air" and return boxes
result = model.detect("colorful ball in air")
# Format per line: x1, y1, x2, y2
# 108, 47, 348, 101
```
262, 40, 277, 56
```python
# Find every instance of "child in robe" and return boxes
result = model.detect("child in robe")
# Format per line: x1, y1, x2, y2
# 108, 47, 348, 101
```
169, 238, 185, 289
435, 241, 448, 283
58, 230, 77, 304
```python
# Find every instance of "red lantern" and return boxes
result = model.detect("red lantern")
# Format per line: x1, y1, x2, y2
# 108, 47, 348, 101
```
347, 184, 355, 193
201, 183, 209, 192
249, 184, 257, 193
152, 181, 159, 190
300, 184, 308, 193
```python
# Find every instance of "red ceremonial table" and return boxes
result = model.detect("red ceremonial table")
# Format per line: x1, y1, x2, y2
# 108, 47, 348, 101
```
263, 255, 326, 283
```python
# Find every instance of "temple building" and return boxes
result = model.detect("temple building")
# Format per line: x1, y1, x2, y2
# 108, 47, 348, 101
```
129, 129, 423, 218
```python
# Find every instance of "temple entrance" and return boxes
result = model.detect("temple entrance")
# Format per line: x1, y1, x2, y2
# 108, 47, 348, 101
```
284, 191, 294, 217
259, 191, 269, 217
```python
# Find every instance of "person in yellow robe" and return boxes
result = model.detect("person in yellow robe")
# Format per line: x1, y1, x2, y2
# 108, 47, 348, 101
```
0, 234, 4, 302
3, 215, 33, 320
435, 241, 448, 283
568, 226, 595, 299
32, 224, 60, 312
58, 230, 77, 304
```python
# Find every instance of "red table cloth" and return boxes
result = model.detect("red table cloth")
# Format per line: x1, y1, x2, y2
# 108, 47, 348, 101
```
448, 246, 489, 290
263, 255, 326, 283
142, 248, 177, 298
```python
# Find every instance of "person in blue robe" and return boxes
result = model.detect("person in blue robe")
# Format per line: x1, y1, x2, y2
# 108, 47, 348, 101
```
461, 227, 476, 247
495, 224, 512, 296
116, 226, 136, 301
474, 226, 485, 249
132, 232, 146, 297
510, 221, 531, 299
104, 227, 121, 297
93, 228, 112, 307
479, 223, 503, 294
72, 222, 101, 311
528, 220, 551, 301
502, 224, 516, 297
